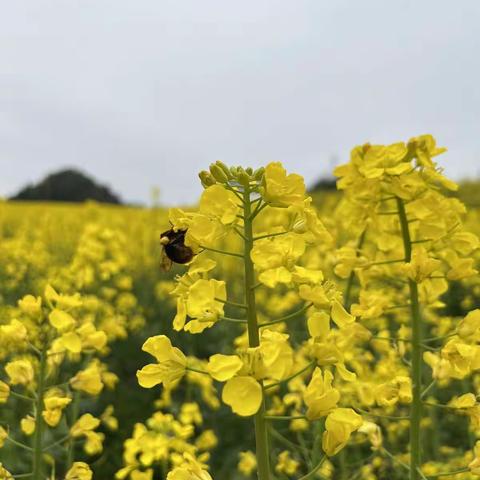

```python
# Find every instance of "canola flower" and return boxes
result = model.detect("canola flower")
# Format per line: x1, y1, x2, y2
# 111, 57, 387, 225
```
334, 134, 480, 479
137, 161, 364, 479
0, 284, 117, 479
1, 135, 480, 479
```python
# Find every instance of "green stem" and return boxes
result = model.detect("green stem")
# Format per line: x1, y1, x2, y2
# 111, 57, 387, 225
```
426, 468, 469, 478
10, 390, 35, 402
200, 246, 244, 258
215, 297, 248, 309
43, 433, 70, 451
298, 455, 327, 480
243, 185, 271, 480
66, 391, 80, 468
344, 230, 366, 309
253, 231, 289, 241
186, 366, 210, 375
263, 361, 315, 390
259, 303, 313, 328
220, 316, 248, 324
32, 344, 47, 480
7, 435, 33, 452
397, 197, 423, 480
382, 447, 410, 472
264, 415, 307, 421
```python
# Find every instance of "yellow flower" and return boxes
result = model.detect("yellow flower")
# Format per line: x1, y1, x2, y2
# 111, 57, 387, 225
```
330, 300, 355, 329
207, 354, 243, 381
199, 184, 240, 225
358, 421, 383, 451
0, 463, 13, 480
71, 413, 100, 438
258, 330, 294, 381
180, 402, 203, 426
222, 376, 263, 417
449, 393, 476, 409
408, 134, 446, 169
290, 198, 333, 245
101, 405, 118, 431
275, 450, 300, 476
469, 441, 480, 475
77, 323, 108, 351
186, 214, 228, 250
458, 310, 480, 339
45, 285, 82, 310
18, 294, 42, 316
359, 143, 410, 179
131, 471, 153, 480
251, 234, 305, 288
307, 311, 331, 339
322, 408, 362, 456
70, 362, 104, 395
0, 381, 10, 404
261, 162, 306, 207
49, 309, 76, 331
167, 453, 212, 480
0, 320, 28, 348
238, 451, 257, 476
65, 462, 93, 480
42, 390, 72, 427
5, 359, 34, 386
402, 248, 441, 283
84, 430, 105, 455
21, 415, 36, 435
137, 335, 187, 388
184, 279, 226, 333
195, 430, 218, 450
59, 332, 82, 354
304, 368, 340, 420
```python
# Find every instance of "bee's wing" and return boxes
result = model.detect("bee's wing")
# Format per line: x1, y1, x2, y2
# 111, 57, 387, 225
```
160, 248, 173, 272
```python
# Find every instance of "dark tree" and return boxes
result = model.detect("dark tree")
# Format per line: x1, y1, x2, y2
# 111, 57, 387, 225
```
11, 169, 122, 204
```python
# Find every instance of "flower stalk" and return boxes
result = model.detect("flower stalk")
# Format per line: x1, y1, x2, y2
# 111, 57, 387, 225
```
32, 343, 48, 480
397, 197, 423, 480
243, 185, 271, 480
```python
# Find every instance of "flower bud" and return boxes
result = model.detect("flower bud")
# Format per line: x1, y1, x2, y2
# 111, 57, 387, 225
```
198, 171, 216, 188
237, 167, 251, 187
209, 164, 229, 183
245, 167, 253, 175
215, 161, 233, 179
253, 167, 265, 181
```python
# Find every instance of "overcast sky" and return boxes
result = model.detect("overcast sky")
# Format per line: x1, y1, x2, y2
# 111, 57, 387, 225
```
1, 1, 479, 205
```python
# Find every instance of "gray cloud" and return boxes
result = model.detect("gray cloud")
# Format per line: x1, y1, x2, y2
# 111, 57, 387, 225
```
1, 0, 479, 205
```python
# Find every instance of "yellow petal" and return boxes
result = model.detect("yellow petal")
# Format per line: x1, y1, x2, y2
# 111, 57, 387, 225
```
49, 309, 76, 331
207, 354, 243, 381
331, 301, 355, 328
61, 332, 82, 353
222, 376, 262, 416
307, 311, 330, 338
136, 364, 165, 389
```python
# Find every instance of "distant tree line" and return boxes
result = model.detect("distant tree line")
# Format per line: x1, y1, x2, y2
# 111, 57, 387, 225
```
11, 169, 122, 204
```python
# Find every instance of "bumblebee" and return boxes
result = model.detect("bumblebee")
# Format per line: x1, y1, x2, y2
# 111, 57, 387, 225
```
160, 228, 195, 271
